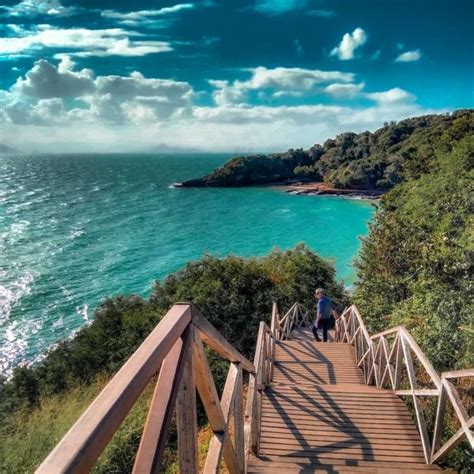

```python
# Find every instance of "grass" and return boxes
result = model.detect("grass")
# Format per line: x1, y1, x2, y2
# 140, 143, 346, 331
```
0, 375, 110, 473
0, 374, 158, 474
0, 373, 220, 474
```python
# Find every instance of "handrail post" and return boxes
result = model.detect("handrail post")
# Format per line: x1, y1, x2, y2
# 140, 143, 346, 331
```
176, 325, 198, 473
431, 381, 447, 462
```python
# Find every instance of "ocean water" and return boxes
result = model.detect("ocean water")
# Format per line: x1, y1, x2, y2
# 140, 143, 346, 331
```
0, 153, 374, 375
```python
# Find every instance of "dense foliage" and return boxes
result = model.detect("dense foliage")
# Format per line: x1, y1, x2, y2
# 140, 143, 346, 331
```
0, 245, 345, 472
354, 132, 473, 370
354, 123, 473, 471
182, 110, 473, 190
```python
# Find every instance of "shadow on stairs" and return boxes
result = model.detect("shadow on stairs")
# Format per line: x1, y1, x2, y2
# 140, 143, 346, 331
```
248, 328, 442, 473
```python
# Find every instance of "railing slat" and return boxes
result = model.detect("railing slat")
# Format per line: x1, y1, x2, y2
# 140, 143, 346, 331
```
443, 379, 473, 444
204, 363, 239, 474
431, 421, 474, 463
401, 334, 431, 463
335, 302, 473, 467
176, 326, 198, 474
36, 304, 192, 474
193, 330, 226, 432
431, 383, 447, 460
233, 365, 245, 473
133, 329, 190, 474
192, 307, 254, 373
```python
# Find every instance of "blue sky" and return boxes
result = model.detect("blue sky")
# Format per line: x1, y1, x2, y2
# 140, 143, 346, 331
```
0, 0, 472, 152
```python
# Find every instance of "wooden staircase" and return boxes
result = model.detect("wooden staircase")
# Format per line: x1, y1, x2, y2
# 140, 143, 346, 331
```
248, 328, 441, 472
36, 302, 473, 473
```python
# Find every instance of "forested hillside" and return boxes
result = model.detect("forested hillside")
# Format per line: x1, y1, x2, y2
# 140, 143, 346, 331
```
182, 109, 473, 190
355, 133, 473, 371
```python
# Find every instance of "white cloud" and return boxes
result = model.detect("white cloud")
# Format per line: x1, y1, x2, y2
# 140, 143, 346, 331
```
0, 99, 438, 153
325, 82, 365, 98
0, 60, 440, 153
0, 27, 172, 57
13, 59, 94, 98
209, 80, 247, 106
1, 0, 78, 18
330, 27, 367, 60
246, 66, 353, 89
209, 66, 355, 104
3, 58, 194, 125
101, 3, 195, 27
395, 49, 422, 62
366, 87, 414, 104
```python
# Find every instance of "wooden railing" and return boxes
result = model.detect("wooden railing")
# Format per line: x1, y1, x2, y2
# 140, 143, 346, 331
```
38, 300, 470, 471
335, 305, 474, 465
276, 302, 311, 340
245, 301, 312, 455
37, 303, 255, 474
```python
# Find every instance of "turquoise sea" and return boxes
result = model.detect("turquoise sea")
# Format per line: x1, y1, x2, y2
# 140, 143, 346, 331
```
0, 153, 374, 375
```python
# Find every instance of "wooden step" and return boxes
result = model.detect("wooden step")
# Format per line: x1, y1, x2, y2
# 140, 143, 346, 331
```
258, 447, 426, 464
260, 426, 423, 443
268, 383, 391, 394
248, 455, 442, 472
253, 335, 434, 472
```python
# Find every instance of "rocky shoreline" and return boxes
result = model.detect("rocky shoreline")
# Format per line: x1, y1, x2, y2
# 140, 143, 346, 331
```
281, 182, 385, 200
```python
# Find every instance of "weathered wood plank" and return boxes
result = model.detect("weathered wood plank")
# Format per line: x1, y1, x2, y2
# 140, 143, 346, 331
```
204, 363, 239, 474
258, 447, 426, 463
233, 364, 245, 473
176, 327, 198, 474
260, 428, 423, 443
192, 306, 254, 373
249, 455, 442, 470
193, 330, 225, 431
133, 328, 190, 474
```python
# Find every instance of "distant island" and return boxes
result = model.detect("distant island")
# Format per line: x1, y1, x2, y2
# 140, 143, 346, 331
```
180, 109, 473, 198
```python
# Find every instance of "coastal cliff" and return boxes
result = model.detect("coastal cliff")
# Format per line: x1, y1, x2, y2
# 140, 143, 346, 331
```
181, 109, 473, 193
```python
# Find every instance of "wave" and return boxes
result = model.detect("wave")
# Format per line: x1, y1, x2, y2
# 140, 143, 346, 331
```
0, 271, 34, 323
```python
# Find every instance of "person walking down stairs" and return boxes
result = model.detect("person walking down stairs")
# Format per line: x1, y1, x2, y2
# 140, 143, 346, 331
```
311, 288, 337, 342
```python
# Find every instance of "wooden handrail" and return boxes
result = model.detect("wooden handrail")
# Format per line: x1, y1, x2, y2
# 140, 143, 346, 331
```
36, 303, 255, 474
37, 304, 192, 474
335, 304, 474, 465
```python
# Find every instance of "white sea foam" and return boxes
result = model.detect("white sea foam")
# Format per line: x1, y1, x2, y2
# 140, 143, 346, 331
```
0, 321, 28, 377
76, 303, 90, 323
0, 271, 34, 323
70, 227, 85, 239
10, 220, 30, 235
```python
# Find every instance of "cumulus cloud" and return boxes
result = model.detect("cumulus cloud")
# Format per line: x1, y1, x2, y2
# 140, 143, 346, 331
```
209, 66, 355, 104
395, 49, 422, 62
13, 58, 94, 98
3, 58, 194, 126
0, 0, 78, 18
330, 27, 367, 60
0, 26, 172, 57
366, 87, 414, 104
0, 59, 439, 153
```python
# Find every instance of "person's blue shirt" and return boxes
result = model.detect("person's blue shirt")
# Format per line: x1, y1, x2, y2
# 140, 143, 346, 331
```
317, 296, 332, 320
